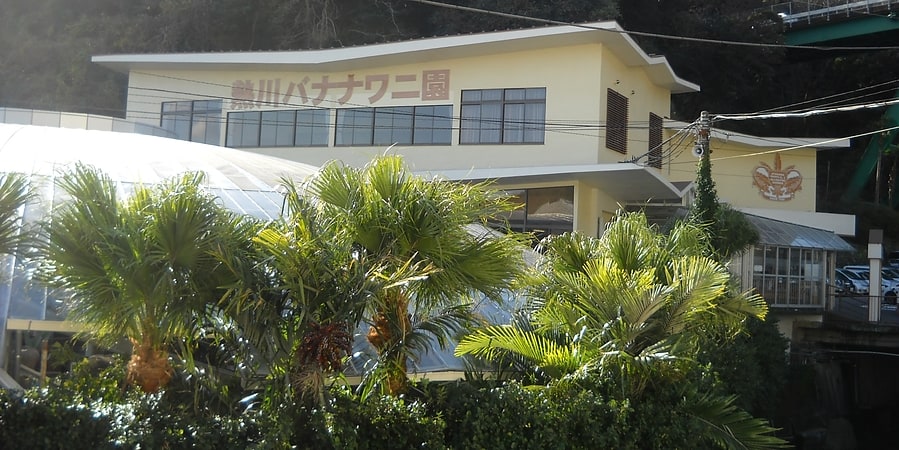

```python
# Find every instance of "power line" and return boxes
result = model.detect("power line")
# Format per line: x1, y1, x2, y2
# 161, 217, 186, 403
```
694, 125, 899, 163
712, 98, 899, 122
409, 0, 899, 52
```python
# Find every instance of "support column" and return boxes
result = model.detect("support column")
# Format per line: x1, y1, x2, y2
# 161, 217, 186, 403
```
869, 229, 884, 322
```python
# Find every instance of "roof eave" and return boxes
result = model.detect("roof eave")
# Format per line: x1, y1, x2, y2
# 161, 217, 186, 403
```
93, 21, 697, 92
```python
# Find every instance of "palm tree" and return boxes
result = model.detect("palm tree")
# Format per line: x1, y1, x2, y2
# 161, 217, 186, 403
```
0, 172, 32, 257
305, 155, 528, 395
456, 211, 786, 449
219, 180, 374, 405
41, 164, 250, 393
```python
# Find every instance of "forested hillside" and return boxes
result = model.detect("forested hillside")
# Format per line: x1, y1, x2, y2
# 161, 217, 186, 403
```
2, 0, 899, 231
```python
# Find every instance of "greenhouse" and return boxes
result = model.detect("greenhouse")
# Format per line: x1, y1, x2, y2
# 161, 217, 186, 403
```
0, 122, 320, 387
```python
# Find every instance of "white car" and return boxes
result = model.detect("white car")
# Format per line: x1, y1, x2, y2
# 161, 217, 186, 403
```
842, 265, 899, 304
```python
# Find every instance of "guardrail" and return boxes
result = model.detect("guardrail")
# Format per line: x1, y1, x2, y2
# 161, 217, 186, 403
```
0, 107, 175, 138
770, 0, 897, 25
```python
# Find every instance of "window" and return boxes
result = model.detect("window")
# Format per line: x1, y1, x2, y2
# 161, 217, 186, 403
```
335, 105, 452, 147
647, 113, 663, 169
606, 89, 628, 154
489, 186, 573, 243
226, 108, 329, 148
750, 245, 828, 308
161, 100, 222, 145
460, 88, 545, 144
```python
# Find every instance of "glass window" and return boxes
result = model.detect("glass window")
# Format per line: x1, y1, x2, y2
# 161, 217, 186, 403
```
336, 108, 375, 146
337, 105, 453, 147
161, 100, 222, 145
460, 88, 545, 144
374, 107, 414, 146
413, 105, 452, 145
489, 186, 573, 244
228, 108, 330, 148
226, 111, 260, 147
647, 113, 663, 169
295, 109, 330, 147
260, 110, 296, 147
751, 244, 830, 308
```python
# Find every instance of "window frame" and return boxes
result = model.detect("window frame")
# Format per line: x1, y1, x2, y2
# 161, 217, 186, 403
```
459, 88, 546, 145
335, 105, 453, 147
161, 99, 222, 145
226, 108, 331, 148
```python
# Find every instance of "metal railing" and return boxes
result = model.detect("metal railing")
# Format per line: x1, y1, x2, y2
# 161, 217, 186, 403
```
770, 0, 897, 25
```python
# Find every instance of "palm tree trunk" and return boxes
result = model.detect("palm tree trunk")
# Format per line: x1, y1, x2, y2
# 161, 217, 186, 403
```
366, 290, 412, 395
126, 336, 173, 393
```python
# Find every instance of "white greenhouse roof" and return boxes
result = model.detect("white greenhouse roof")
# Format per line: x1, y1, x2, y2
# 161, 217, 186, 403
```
0, 123, 319, 192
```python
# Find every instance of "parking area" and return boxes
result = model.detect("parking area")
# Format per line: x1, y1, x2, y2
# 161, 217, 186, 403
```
829, 295, 899, 325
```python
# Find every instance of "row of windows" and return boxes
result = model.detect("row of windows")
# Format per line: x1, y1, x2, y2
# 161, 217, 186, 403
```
159, 88, 662, 167
161, 88, 548, 149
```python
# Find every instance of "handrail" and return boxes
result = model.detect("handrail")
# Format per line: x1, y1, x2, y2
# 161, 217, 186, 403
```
771, 0, 897, 25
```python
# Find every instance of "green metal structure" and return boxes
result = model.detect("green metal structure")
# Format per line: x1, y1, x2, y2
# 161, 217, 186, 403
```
778, 2, 899, 203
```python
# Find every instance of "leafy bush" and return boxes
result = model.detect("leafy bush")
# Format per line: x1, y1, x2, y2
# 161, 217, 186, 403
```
287, 387, 446, 450
2, 362, 762, 449
420, 380, 710, 450
0, 389, 114, 450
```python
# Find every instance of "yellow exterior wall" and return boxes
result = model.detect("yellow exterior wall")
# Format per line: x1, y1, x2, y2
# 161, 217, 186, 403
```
597, 46, 672, 165
666, 134, 817, 212
125, 42, 674, 174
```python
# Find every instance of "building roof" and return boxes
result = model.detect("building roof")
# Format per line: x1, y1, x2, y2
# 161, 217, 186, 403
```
0, 123, 319, 208
419, 162, 691, 203
92, 21, 700, 94
745, 213, 856, 251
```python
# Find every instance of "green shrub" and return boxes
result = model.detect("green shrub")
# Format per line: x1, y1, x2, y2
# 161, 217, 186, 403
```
287, 387, 445, 450
0, 389, 115, 450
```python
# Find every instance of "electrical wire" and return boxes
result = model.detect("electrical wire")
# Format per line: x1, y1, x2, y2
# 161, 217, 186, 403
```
409, 0, 899, 52
695, 124, 899, 163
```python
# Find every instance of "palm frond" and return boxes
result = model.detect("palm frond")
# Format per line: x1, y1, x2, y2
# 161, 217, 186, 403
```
685, 392, 790, 450
456, 325, 583, 379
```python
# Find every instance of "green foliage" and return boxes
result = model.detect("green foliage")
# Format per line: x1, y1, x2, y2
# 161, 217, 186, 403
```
688, 156, 759, 261
41, 164, 257, 392
4, 358, 263, 449
0, 390, 114, 450
697, 316, 790, 421
693, 151, 720, 228
306, 155, 528, 395
422, 380, 630, 449
0, 172, 33, 259
712, 203, 760, 261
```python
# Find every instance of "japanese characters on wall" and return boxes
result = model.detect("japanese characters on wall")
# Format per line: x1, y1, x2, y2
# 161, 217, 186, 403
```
230, 69, 451, 110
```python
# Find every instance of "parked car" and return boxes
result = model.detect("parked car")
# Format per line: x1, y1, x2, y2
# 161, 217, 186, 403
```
835, 268, 869, 295
840, 265, 898, 304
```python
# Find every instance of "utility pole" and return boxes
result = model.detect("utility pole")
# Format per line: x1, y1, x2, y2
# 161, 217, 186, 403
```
693, 111, 718, 226
698, 110, 711, 155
